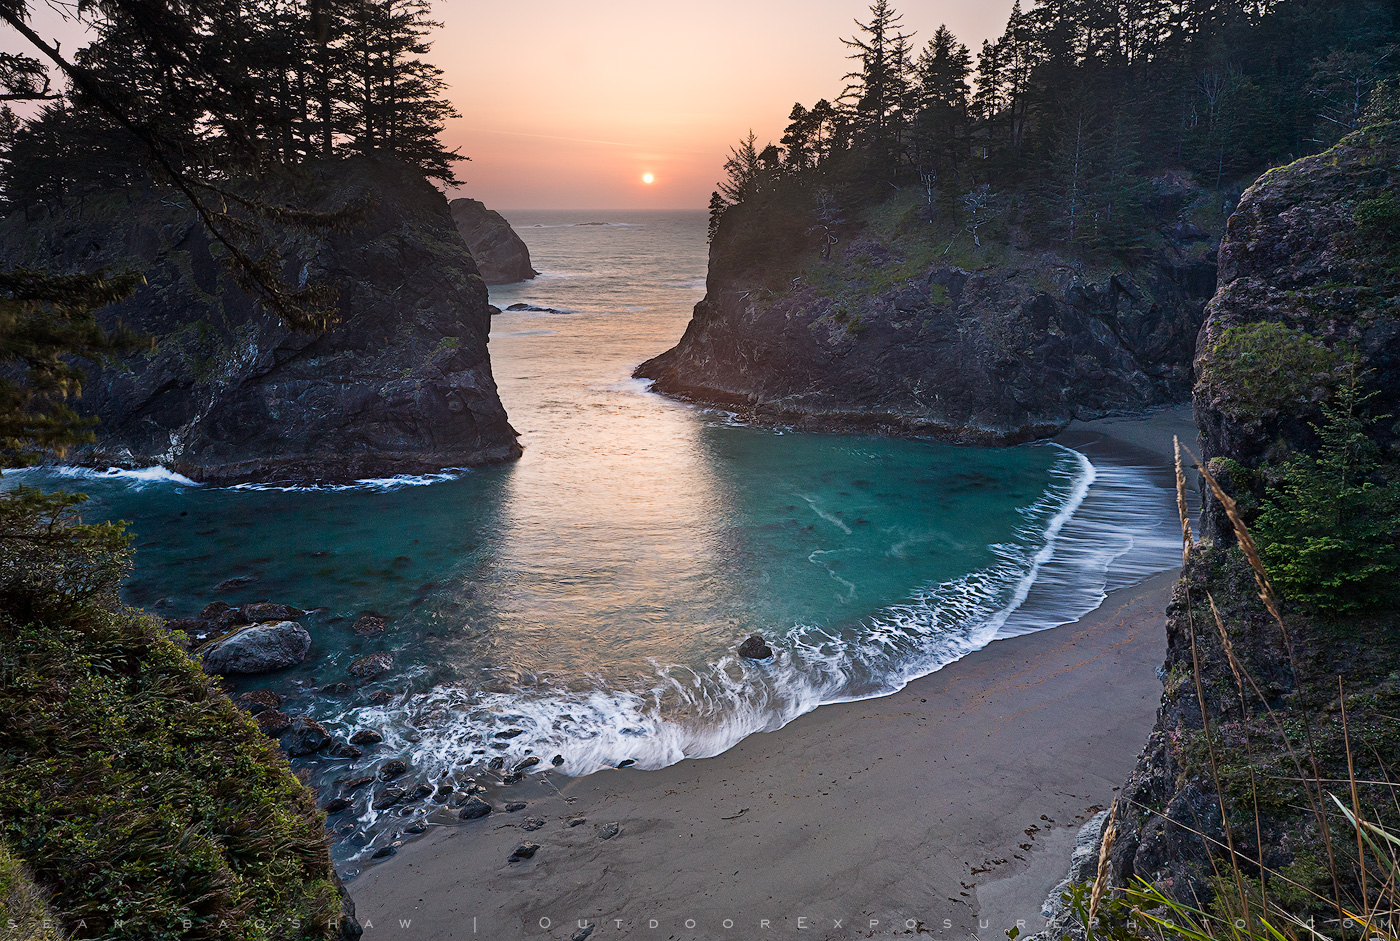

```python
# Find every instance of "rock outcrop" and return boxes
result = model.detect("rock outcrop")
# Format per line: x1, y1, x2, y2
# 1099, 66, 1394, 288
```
0, 157, 520, 484
1097, 122, 1400, 914
449, 198, 537, 285
637, 182, 1219, 444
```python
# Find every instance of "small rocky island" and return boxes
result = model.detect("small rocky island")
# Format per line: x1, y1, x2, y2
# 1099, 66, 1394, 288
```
0, 157, 521, 485
449, 197, 538, 285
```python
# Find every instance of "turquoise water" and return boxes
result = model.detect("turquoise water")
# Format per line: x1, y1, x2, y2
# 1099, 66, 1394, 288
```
8, 211, 1180, 867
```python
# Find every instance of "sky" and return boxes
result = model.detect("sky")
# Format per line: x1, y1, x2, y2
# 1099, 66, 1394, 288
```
4, 0, 1017, 211
439, 1, 1016, 210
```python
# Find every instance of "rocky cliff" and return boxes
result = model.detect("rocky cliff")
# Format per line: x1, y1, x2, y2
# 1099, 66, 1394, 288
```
636, 181, 1221, 444
449, 197, 536, 285
0, 157, 520, 484
1048, 121, 1400, 925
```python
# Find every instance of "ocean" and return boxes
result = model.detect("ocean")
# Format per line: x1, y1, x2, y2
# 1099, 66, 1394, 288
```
7, 209, 1181, 870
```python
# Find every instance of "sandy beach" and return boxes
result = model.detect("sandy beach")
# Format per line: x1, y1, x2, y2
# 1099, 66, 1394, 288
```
348, 406, 1195, 941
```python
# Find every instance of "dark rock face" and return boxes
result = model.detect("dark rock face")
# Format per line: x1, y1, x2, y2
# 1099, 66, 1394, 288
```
199, 620, 311, 675
449, 197, 537, 285
242, 602, 304, 622
0, 157, 519, 484
352, 615, 387, 637
349, 729, 383, 745
1192, 124, 1400, 539
637, 214, 1216, 445
1103, 124, 1400, 909
738, 634, 773, 660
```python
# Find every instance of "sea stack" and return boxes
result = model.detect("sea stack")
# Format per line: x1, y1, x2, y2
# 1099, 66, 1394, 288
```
450, 198, 538, 285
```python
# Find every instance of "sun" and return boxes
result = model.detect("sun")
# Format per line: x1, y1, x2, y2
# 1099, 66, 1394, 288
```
641, 173, 655, 185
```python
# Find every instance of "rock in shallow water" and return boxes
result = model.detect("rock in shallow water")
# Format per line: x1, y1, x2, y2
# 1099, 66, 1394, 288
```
349, 729, 383, 745
378, 759, 407, 780
241, 601, 304, 622
348, 652, 393, 678
738, 634, 774, 660
283, 716, 332, 756
352, 615, 386, 637
200, 621, 311, 675
254, 709, 291, 735
237, 688, 283, 714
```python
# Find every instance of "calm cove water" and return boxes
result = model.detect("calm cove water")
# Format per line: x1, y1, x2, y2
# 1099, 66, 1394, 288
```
8, 210, 1180, 869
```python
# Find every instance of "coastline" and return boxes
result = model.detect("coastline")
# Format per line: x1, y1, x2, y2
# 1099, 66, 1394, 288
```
347, 405, 1193, 940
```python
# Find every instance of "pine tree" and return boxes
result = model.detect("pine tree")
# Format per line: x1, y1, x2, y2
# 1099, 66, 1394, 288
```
0, 270, 145, 465
841, 0, 914, 175
718, 130, 762, 204
1256, 374, 1400, 613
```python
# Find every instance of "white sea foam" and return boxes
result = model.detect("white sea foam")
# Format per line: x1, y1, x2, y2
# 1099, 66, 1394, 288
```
330, 445, 1191, 863
24, 465, 202, 488
226, 471, 469, 493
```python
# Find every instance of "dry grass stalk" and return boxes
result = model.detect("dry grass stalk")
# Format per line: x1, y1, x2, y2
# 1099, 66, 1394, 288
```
1089, 801, 1119, 926
1175, 435, 1195, 563
1208, 592, 1248, 714
1181, 443, 1285, 635
1187, 592, 1253, 926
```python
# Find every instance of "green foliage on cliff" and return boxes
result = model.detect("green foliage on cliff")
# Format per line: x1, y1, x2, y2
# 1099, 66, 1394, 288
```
1255, 381, 1400, 613
0, 269, 144, 465
0, 488, 346, 941
1196, 322, 1342, 422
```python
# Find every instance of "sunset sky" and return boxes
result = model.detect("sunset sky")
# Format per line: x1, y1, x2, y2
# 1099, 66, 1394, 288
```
6, 0, 1017, 211
440, 1, 1016, 210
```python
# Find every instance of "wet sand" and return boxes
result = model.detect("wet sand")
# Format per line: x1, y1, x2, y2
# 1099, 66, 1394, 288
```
347, 406, 1193, 941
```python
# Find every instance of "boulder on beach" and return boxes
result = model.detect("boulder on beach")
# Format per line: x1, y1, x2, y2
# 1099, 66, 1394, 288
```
199, 620, 311, 674
458, 796, 492, 820
449, 197, 537, 285
738, 634, 774, 660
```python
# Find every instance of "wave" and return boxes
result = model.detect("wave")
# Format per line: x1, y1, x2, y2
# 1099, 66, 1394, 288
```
327, 446, 1184, 862
7, 465, 202, 488
227, 471, 470, 493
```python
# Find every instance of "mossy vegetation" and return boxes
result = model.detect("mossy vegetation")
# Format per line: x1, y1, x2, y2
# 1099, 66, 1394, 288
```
0, 488, 347, 941
1196, 322, 1342, 422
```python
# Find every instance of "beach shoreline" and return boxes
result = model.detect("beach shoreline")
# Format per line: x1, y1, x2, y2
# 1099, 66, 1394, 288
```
347, 405, 1195, 940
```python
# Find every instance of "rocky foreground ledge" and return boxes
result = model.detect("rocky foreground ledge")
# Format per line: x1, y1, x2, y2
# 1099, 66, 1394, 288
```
0, 156, 520, 485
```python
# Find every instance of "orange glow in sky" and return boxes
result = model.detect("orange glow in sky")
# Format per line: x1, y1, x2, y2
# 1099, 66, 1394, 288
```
2, 0, 1016, 211
437, 0, 1015, 210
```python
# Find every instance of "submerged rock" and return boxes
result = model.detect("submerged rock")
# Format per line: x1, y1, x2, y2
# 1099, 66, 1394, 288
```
242, 601, 304, 622
254, 709, 292, 735
348, 652, 393, 678
352, 615, 387, 637
200, 620, 311, 675
284, 716, 332, 756
738, 634, 774, 660
449, 198, 537, 285
237, 688, 284, 714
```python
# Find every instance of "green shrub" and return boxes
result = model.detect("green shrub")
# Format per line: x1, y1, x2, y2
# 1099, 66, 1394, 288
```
0, 487, 346, 940
1196, 321, 1341, 422
1255, 380, 1400, 613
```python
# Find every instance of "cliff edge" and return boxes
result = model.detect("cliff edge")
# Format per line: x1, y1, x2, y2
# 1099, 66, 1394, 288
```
636, 181, 1220, 444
